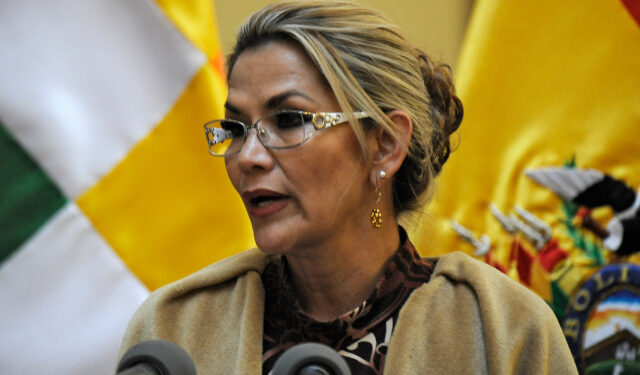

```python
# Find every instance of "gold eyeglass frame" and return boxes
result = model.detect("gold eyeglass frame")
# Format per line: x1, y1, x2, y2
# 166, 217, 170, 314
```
204, 110, 369, 156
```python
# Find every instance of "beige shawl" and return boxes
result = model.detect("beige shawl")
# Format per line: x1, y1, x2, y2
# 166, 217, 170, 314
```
118, 249, 578, 374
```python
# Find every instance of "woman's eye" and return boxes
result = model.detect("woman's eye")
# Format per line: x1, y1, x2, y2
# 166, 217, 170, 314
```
221, 121, 245, 137
301, 114, 314, 124
274, 113, 303, 129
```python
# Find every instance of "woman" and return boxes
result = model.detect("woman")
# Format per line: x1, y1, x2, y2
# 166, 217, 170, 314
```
119, 1, 578, 374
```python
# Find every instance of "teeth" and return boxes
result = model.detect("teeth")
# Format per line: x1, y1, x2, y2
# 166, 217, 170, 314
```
257, 199, 276, 207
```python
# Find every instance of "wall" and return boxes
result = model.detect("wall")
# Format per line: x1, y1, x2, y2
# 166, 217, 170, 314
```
215, 0, 474, 70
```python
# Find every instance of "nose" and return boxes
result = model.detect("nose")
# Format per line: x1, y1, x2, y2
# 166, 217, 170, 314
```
235, 127, 275, 173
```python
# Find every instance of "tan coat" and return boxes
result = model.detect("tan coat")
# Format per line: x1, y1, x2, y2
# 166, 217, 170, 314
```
119, 249, 578, 374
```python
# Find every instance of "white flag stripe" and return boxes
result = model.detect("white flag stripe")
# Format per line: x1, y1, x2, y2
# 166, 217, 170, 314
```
0, 0, 205, 199
0, 203, 149, 375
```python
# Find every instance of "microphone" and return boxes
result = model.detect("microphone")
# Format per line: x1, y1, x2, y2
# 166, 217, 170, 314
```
116, 339, 196, 375
272, 343, 352, 375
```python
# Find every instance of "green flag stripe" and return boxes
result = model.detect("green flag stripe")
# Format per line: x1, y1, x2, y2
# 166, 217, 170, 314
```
0, 122, 67, 264
549, 281, 570, 321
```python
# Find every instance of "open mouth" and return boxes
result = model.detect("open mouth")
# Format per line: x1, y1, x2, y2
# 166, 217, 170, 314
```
250, 195, 286, 208
244, 191, 289, 217
242, 189, 290, 217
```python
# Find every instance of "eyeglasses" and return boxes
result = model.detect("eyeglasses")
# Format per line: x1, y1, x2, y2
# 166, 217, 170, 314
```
204, 110, 369, 156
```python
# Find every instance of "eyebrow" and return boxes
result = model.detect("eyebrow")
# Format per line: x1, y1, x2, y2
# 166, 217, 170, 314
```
266, 90, 316, 109
224, 90, 317, 115
224, 102, 241, 114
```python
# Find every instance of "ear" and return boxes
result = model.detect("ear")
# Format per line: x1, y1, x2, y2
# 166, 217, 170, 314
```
369, 109, 413, 186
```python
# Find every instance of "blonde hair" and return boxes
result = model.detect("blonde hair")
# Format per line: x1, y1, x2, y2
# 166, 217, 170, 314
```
227, 0, 462, 214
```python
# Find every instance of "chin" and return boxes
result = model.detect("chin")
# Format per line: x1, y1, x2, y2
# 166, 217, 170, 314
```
250, 214, 322, 256
251, 224, 296, 256
254, 237, 292, 256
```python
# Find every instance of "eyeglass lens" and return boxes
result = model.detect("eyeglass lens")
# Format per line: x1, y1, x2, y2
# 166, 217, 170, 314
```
207, 112, 314, 155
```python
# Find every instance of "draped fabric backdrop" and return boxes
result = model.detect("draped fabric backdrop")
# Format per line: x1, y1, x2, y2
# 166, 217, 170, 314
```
410, 0, 640, 371
413, 0, 640, 287
0, 1, 253, 373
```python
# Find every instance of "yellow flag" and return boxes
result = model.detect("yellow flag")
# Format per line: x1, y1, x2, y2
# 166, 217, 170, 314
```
77, 0, 255, 291
411, 0, 640, 293
410, 4, 640, 369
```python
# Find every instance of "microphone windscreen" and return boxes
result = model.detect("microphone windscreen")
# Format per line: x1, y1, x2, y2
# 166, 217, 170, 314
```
117, 339, 196, 375
272, 342, 351, 375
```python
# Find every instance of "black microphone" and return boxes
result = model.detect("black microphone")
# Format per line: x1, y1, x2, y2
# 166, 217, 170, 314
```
272, 343, 352, 375
116, 339, 196, 375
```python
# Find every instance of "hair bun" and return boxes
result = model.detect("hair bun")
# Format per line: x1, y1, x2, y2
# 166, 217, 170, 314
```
418, 53, 463, 175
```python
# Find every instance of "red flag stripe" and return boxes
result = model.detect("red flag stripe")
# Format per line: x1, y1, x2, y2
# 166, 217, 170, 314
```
622, 0, 640, 27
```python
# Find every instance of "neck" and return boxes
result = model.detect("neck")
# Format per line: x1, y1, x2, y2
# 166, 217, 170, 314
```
285, 220, 401, 322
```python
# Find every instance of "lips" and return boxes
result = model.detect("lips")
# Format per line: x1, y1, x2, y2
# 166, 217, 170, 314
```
243, 189, 289, 217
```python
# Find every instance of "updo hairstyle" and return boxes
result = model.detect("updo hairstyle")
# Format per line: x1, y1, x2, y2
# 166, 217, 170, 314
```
227, 0, 463, 215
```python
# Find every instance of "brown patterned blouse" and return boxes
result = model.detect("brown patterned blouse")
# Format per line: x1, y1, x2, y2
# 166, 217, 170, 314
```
261, 228, 435, 375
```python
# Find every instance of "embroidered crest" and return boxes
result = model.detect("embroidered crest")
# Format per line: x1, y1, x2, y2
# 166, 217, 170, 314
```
449, 159, 640, 372
563, 264, 640, 373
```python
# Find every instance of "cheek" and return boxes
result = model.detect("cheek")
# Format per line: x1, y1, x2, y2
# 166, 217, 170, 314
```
280, 154, 325, 206
286, 145, 366, 208
224, 158, 241, 192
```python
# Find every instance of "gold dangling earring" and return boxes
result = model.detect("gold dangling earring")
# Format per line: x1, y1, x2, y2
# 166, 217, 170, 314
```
370, 170, 386, 229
